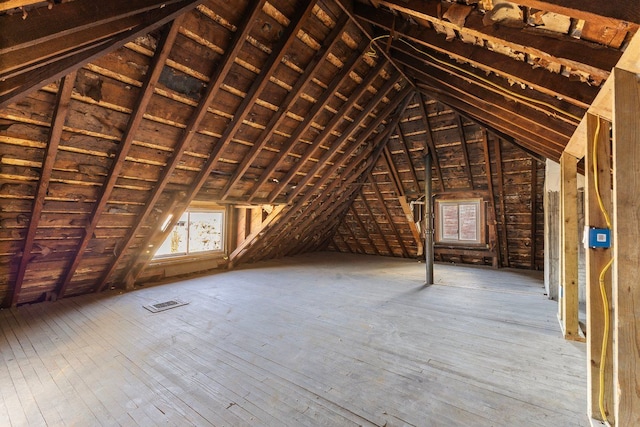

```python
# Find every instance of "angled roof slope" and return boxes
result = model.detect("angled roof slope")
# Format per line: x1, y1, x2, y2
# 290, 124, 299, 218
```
0, 0, 634, 305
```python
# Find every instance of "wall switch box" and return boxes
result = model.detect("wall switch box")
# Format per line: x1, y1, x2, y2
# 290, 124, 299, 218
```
587, 227, 611, 249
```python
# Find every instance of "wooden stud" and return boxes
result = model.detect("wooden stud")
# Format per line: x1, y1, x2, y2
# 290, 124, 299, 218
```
612, 67, 640, 426
530, 159, 538, 269
481, 130, 501, 268
585, 113, 614, 423
494, 138, 510, 267
5, 72, 76, 308
559, 151, 581, 341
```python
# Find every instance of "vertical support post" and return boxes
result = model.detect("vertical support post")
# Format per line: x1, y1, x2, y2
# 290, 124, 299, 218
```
585, 113, 614, 424
612, 67, 640, 426
559, 152, 582, 341
425, 152, 434, 285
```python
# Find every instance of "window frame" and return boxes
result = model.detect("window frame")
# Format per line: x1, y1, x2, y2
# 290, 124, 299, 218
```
434, 198, 486, 246
153, 203, 226, 260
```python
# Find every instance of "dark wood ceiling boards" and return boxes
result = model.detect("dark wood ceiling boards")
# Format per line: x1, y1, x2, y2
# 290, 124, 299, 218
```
347, 0, 634, 162
0, 0, 633, 305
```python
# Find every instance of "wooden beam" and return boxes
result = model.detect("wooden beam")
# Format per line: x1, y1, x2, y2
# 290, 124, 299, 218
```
219, 13, 349, 200
55, 18, 183, 299
350, 204, 379, 255
342, 217, 366, 254
494, 139, 510, 267
359, 189, 394, 256
377, 0, 618, 82
393, 43, 581, 131
95, 0, 266, 292
530, 159, 538, 269
412, 71, 564, 162
394, 123, 420, 194
245, 45, 372, 202
509, 0, 639, 26
585, 113, 614, 424
612, 67, 640, 426
280, 73, 402, 205
481, 130, 501, 268
368, 172, 410, 257
0, 0, 201, 107
353, 2, 601, 109
559, 152, 581, 341
238, 93, 411, 264
416, 93, 444, 191
4, 71, 76, 308
124, 0, 322, 286
564, 31, 640, 159
454, 113, 474, 189
260, 60, 389, 203
227, 205, 285, 268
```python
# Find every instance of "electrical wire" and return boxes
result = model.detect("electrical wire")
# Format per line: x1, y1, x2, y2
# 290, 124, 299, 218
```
592, 116, 613, 427
366, 34, 582, 123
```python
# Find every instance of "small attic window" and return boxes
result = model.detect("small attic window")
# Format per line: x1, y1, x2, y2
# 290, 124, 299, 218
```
154, 207, 225, 258
435, 199, 485, 245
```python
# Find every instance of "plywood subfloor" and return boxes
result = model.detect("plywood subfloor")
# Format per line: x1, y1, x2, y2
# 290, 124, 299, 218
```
0, 252, 587, 426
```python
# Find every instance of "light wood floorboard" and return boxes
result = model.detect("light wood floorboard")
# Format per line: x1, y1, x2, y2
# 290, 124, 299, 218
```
0, 252, 587, 426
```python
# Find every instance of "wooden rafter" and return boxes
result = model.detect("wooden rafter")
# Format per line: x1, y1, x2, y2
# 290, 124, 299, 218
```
509, 0, 639, 25
394, 43, 582, 132
121, 0, 320, 286
417, 93, 444, 191
282, 73, 402, 205
0, 0, 202, 107
376, 0, 620, 82
253, 58, 388, 203
54, 18, 183, 299
238, 90, 412, 264
95, 0, 266, 292
368, 172, 409, 257
353, 2, 603, 109
382, 145, 423, 255
359, 188, 394, 255
219, 13, 349, 200
342, 219, 365, 254
410, 71, 567, 161
272, 93, 413, 260
394, 124, 420, 194
350, 204, 379, 255
454, 113, 474, 189
3, 72, 76, 308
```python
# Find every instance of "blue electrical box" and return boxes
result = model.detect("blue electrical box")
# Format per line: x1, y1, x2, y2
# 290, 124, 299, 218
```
588, 227, 611, 249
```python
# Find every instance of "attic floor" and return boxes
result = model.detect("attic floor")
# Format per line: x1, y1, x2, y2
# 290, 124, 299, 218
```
0, 252, 587, 426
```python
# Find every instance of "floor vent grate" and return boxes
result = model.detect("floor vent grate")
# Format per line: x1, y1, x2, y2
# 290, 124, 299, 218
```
143, 299, 188, 313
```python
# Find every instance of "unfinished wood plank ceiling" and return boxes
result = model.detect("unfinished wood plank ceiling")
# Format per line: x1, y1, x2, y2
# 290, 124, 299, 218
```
0, 0, 636, 306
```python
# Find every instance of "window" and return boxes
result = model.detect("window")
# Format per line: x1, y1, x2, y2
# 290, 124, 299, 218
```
435, 199, 485, 245
154, 208, 225, 258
